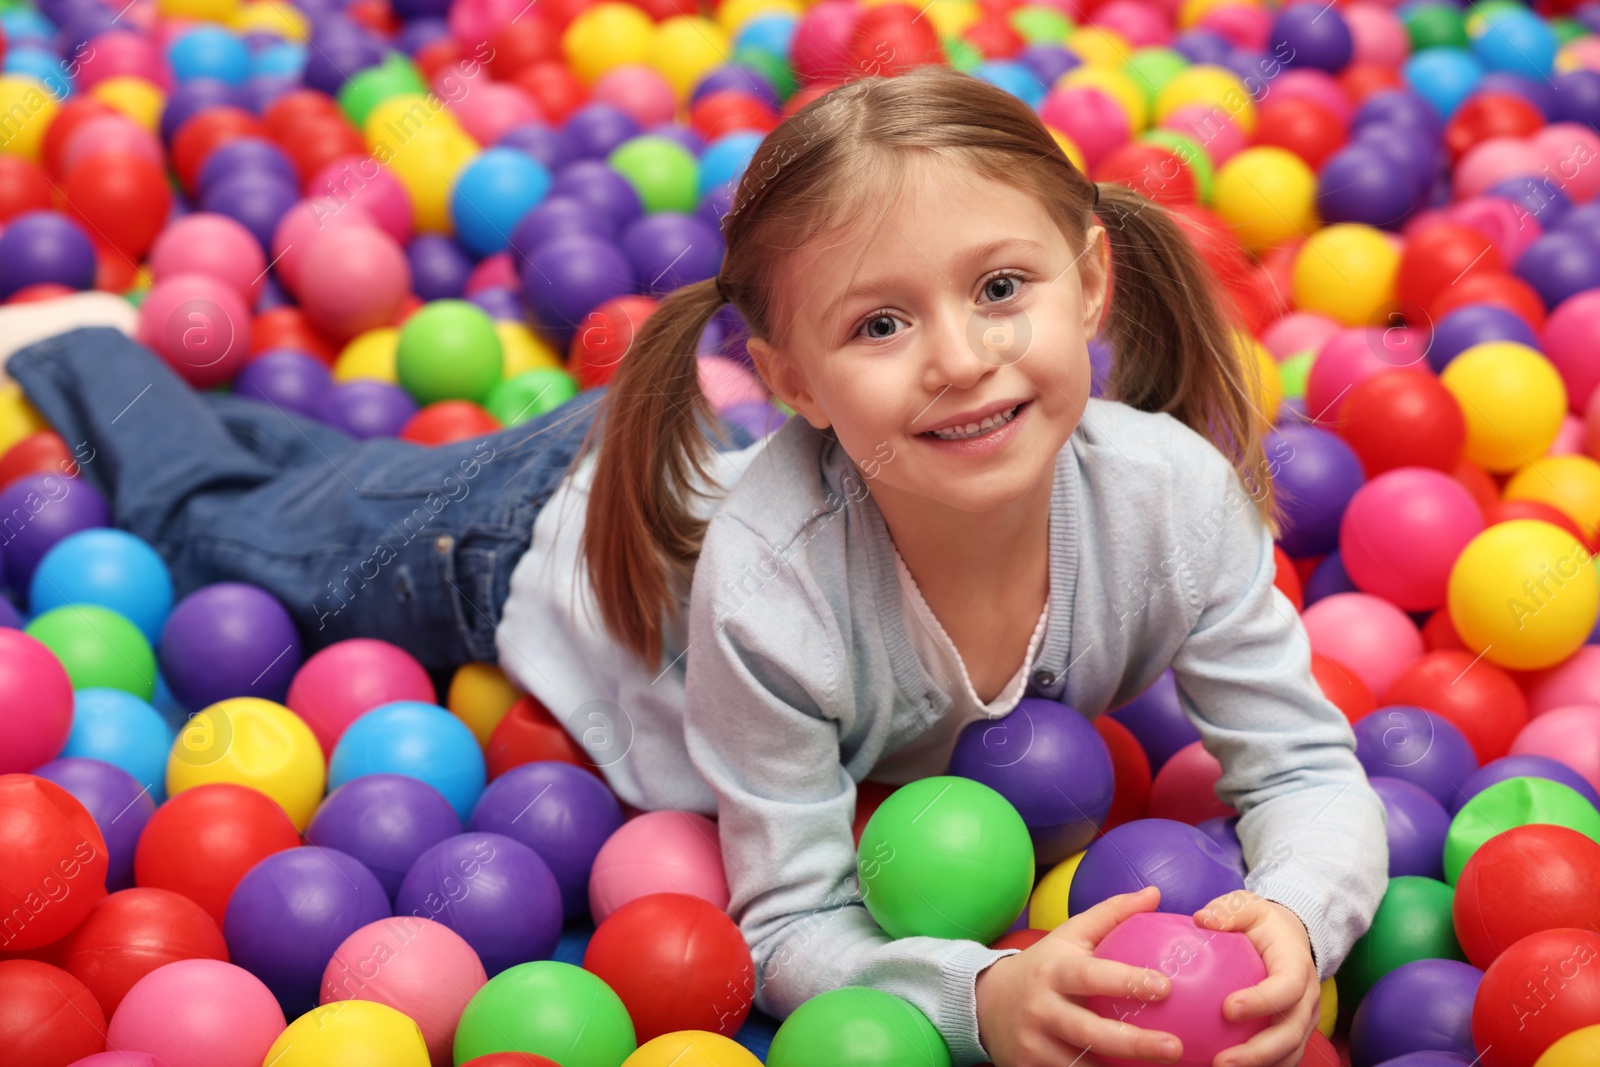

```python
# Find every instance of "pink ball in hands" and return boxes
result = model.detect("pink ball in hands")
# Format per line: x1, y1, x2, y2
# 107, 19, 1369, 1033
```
107, 959, 285, 1067
1085, 911, 1268, 1067
148, 213, 267, 304
136, 273, 253, 388
1340, 468, 1485, 611
297, 227, 412, 342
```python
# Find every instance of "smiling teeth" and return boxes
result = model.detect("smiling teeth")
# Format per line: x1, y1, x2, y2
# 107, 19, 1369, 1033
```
929, 405, 1019, 441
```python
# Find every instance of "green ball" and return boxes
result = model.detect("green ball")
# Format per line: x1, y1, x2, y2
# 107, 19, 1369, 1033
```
730, 47, 796, 102
338, 53, 427, 129
1278, 351, 1315, 400
1445, 777, 1600, 884
1125, 47, 1190, 107
943, 35, 984, 73
767, 987, 952, 1067
1140, 129, 1214, 203
396, 300, 504, 406
1336, 875, 1465, 1006
607, 135, 699, 215
857, 775, 1033, 942
1010, 7, 1074, 44
124, 289, 148, 309
1404, 3, 1468, 51
1552, 17, 1589, 45
26, 604, 156, 700
486, 369, 579, 426
453, 961, 635, 1067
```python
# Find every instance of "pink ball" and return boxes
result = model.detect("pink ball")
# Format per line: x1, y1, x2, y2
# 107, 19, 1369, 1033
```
450, 82, 542, 146
1273, 69, 1352, 125
1147, 740, 1236, 825
1198, 4, 1271, 51
321, 917, 487, 1067
76, 30, 163, 91
1551, 414, 1585, 456
107, 960, 285, 1067
464, 252, 517, 296
305, 156, 414, 245
592, 66, 677, 128
271, 198, 380, 297
70, 1055, 170, 1067
1339, 468, 1485, 611
1091, 0, 1173, 47
448, 0, 522, 49
1543, 291, 1600, 414
790, 1, 863, 86
286, 638, 436, 756
1454, 137, 1544, 201
297, 227, 412, 341
1532, 124, 1600, 204
1040, 85, 1130, 169
1301, 592, 1424, 696
588, 811, 730, 924
0, 628, 74, 774
1447, 195, 1544, 265
1261, 311, 1340, 360
1307, 328, 1423, 424
1162, 104, 1246, 165
63, 116, 163, 173
698, 355, 767, 410
148, 213, 267, 304
1344, 3, 1409, 67
136, 273, 253, 388
1510, 705, 1600, 793
1520, 646, 1600, 717
1085, 912, 1268, 1067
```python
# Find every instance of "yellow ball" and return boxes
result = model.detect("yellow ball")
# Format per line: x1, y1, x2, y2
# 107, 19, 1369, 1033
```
0, 383, 47, 455
565, 3, 657, 86
167, 697, 327, 830
714, 0, 803, 35
1440, 342, 1568, 473
158, 0, 238, 21
647, 16, 731, 101
1247, 336, 1281, 427
1317, 976, 1336, 1038
1537, 1024, 1600, 1067
266, 1001, 430, 1067
1046, 127, 1089, 174
1506, 454, 1600, 541
1067, 26, 1134, 69
1029, 849, 1085, 930
366, 94, 465, 158
497, 321, 563, 376
1154, 65, 1256, 135
0, 77, 59, 162
1448, 519, 1599, 671
1213, 147, 1318, 255
623, 1031, 763, 1067
921, 0, 981, 39
233, 1, 309, 40
448, 662, 522, 747
90, 77, 165, 132
1291, 224, 1400, 327
385, 128, 477, 235
1178, 0, 1251, 29
335, 328, 401, 383
1060, 66, 1147, 130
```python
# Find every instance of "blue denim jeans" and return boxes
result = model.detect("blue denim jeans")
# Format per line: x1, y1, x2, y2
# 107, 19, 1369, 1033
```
9, 327, 752, 674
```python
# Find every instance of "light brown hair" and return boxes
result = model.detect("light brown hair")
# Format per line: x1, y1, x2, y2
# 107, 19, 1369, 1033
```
580, 64, 1277, 669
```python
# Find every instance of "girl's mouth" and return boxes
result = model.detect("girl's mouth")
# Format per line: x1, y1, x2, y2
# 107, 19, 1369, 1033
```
919, 401, 1028, 441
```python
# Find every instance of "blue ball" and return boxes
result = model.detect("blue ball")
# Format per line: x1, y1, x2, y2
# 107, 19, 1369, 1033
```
1469, 7, 1557, 82
450, 148, 552, 257
0, 8, 56, 46
252, 42, 306, 80
973, 60, 1047, 109
30, 528, 175, 643
329, 701, 487, 820
697, 131, 763, 199
1403, 48, 1486, 119
168, 26, 253, 86
60, 688, 174, 802
735, 13, 796, 56
4, 47, 74, 99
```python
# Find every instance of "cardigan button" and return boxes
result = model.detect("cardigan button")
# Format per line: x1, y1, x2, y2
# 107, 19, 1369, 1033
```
1031, 669, 1056, 688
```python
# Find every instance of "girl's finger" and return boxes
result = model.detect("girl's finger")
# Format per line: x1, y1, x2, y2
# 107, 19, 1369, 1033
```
1047, 956, 1171, 1004
1057, 885, 1163, 949
1038, 998, 1183, 1064
1224, 969, 1305, 1023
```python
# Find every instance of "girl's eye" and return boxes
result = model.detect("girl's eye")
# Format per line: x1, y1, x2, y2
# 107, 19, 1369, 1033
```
850, 272, 1027, 341
860, 314, 902, 340
983, 272, 1026, 302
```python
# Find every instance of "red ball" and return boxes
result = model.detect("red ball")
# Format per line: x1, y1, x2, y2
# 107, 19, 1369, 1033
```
852, 779, 895, 848
569, 294, 658, 390
534, 0, 595, 32
0, 960, 106, 1065
485, 694, 601, 780
1273, 543, 1303, 610
1455, 825, 1600, 971
279, 113, 368, 184
262, 89, 342, 144
511, 62, 588, 125
1398, 223, 1504, 312
1251, 97, 1347, 170
1338, 62, 1403, 102
1147, 740, 1234, 824
62, 152, 172, 260
0, 155, 51, 222
95, 248, 139, 295
1311, 652, 1375, 724
414, 37, 464, 83
1453, 457, 1500, 517
583, 892, 754, 1041
345, 0, 397, 35
1094, 142, 1197, 205
0, 431, 79, 493
963, 11, 1026, 58
1473, 927, 1600, 1067
688, 90, 780, 141
845, 3, 944, 78
0, 774, 109, 952
1445, 93, 1546, 164
991, 927, 1048, 951
1422, 607, 1470, 652
1485, 498, 1597, 554
1302, 1027, 1340, 1066
486, 18, 560, 80
170, 107, 264, 193
249, 307, 337, 363
1430, 271, 1546, 332
7, 283, 77, 304
460, 1055, 563, 1067
132, 783, 302, 925
400, 400, 502, 446
57, 887, 229, 1019
1093, 713, 1151, 831
40, 97, 114, 179
1334, 369, 1467, 476
1382, 649, 1528, 763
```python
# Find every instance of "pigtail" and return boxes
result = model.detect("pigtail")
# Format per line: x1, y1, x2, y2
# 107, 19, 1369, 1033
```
1093, 182, 1281, 537
580, 277, 727, 669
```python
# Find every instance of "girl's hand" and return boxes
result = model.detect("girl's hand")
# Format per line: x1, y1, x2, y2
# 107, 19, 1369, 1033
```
976, 886, 1183, 1067
1193, 890, 1321, 1067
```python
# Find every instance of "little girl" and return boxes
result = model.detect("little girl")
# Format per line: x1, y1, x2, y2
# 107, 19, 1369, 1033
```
2, 65, 1384, 1067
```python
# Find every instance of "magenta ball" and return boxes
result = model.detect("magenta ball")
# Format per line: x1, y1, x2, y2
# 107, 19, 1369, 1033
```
0, 626, 76, 774
107, 959, 286, 1067
587, 810, 729, 923
1510, 705, 1600, 794
285, 637, 435, 756
69, 1055, 171, 1067
1147, 740, 1235, 825
1300, 592, 1424, 696
136, 273, 253, 389
297, 227, 411, 342
1039, 85, 1130, 169
1085, 912, 1268, 1067
305, 156, 413, 244
269, 199, 380, 297
1339, 468, 1485, 612
1543, 290, 1600, 413
148, 213, 267, 305
63, 116, 164, 173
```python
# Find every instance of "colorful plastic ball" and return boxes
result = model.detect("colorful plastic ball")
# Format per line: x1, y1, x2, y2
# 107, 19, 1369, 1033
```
1252, 96, 1347, 170
1349, 958, 1482, 1067
0, 773, 110, 949
1370, 776, 1450, 880
400, 400, 502, 445
1473, 927, 1600, 1067
1405, 47, 1486, 119
1545, 291, 1600, 413
1210, 147, 1316, 254
321, 380, 418, 438
1085, 912, 1267, 1067
1340, 468, 1485, 611
158, 582, 302, 711
1469, 7, 1557, 81
1511, 706, 1600, 794
1353, 706, 1479, 807
30, 528, 174, 644
765, 986, 947, 1067
1069, 818, 1245, 917
57, 887, 229, 1020
1317, 143, 1418, 228
57, 688, 172, 804
1384, 650, 1528, 765
1029, 850, 1087, 930
1340, 876, 1466, 1004
394, 299, 504, 406
27, 604, 156, 700
0, 960, 107, 1066
306, 774, 461, 903
0, 211, 96, 299
0, 469, 111, 591
1291, 224, 1400, 327
1454, 822, 1600, 973
855, 775, 1033, 942
1106, 671, 1200, 774
947, 697, 1112, 867
453, 960, 636, 1066
166, 696, 325, 830
233, 351, 334, 420
1146, 740, 1233, 825
1523, 646, 1600, 716
444, 663, 519, 749
270, 200, 380, 298
264, 999, 430, 1067
285, 638, 434, 757
306, 157, 412, 245
586, 809, 728, 924
484, 369, 579, 427
328, 701, 486, 821
1267, 423, 1364, 557
1455, 755, 1600, 816
298, 227, 411, 342
1447, 776, 1600, 886
1336, 370, 1466, 475
519, 233, 639, 347
449, 149, 552, 258
1514, 232, 1600, 311
1428, 304, 1538, 375
136, 273, 252, 389
107, 959, 285, 1067
1305, 592, 1426, 703
0, 628, 75, 774
61, 150, 172, 260
622, 1033, 761, 1067
34, 756, 155, 892
1438, 346, 1565, 466
1447, 519, 1598, 670
459, 1054, 564, 1067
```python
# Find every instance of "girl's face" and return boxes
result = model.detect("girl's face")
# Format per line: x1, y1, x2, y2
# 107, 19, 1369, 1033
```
747, 156, 1109, 516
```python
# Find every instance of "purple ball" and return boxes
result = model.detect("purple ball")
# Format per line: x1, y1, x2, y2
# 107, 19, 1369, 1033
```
200, 172, 299, 251
1108, 670, 1201, 774
690, 67, 779, 112
32, 757, 154, 892
407, 234, 474, 302
1068, 818, 1246, 917
0, 212, 98, 300
1349, 958, 1482, 1067
1304, 551, 1358, 606
1369, 776, 1449, 880
196, 137, 298, 198
1558, 202, 1600, 248
548, 160, 642, 232
1316, 144, 1418, 228
1172, 28, 1234, 66
1353, 125, 1438, 203
563, 103, 642, 161
158, 582, 303, 711
160, 79, 251, 143
509, 196, 615, 267
396, 16, 449, 53
697, 178, 737, 236
466, 762, 623, 919
1017, 43, 1080, 86
949, 697, 1114, 868
233, 351, 334, 419
1513, 231, 1600, 310
1427, 303, 1539, 373
391, 0, 451, 23
1368, 1056, 1472, 1067
1352, 707, 1479, 808
0, 471, 110, 591
1271, 2, 1352, 72
223, 846, 391, 1016
307, 773, 463, 902
520, 233, 637, 345
1195, 815, 1246, 877
1487, 174, 1571, 229
1354, 90, 1443, 138
1552, 70, 1600, 128
395, 831, 563, 975
621, 212, 723, 295
302, 20, 385, 96
646, 122, 706, 157
1451, 754, 1600, 814
0, 597, 22, 629
468, 286, 525, 322
319, 380, 419, 438
1268, 423, 1366, 558
497, 123, 578, 173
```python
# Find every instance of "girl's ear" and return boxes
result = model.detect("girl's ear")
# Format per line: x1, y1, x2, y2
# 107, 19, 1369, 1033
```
748, 336, 832, 431
1080, 223, 1111, 340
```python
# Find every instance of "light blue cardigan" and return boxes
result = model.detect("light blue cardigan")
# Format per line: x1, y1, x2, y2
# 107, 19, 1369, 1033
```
682, 397, 1388, 1066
